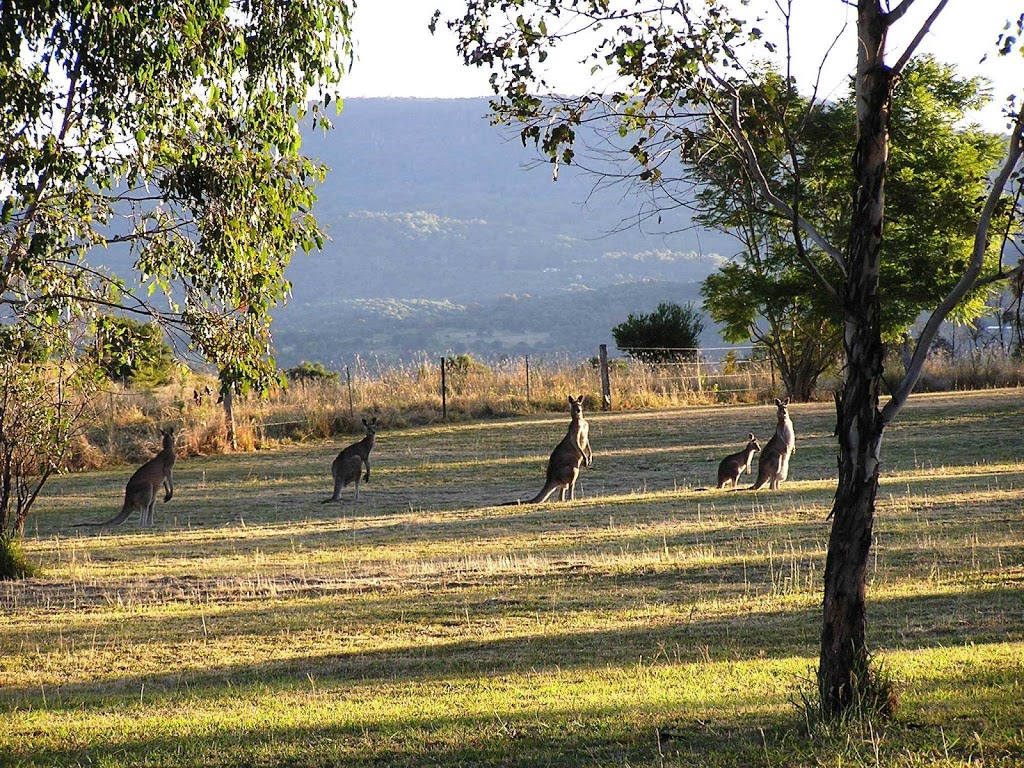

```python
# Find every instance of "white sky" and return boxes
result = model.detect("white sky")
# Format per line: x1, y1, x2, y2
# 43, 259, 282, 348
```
339, 0, 1022, 131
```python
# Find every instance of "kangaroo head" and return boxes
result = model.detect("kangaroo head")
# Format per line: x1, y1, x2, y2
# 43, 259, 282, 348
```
568, 394, 584, 416
775, 398, 790, 418
361, 416, 378, 436
160, 427, 175, 444
747, 433, 761, 452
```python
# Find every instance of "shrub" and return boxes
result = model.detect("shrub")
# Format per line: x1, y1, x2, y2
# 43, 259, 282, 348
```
612, 302, 705, 364
284, 361, 339, 387
0, 534, 38, 580
91, 316, 177, 387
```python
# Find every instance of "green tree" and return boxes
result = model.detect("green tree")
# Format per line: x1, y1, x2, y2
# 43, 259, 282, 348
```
440, 0, 1024, 719
699, 57, 1006, 401
611, 301, 705, 364
92, 316, 177, 387
284, 360, 340, 387
1, 0, 352, 537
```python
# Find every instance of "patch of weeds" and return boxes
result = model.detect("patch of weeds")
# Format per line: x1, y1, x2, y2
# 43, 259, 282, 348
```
0, 534, 39, 580
794, 653, 902, 736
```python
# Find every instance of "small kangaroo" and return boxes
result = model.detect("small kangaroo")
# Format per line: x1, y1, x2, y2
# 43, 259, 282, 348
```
322, 416, 377, 503
74, 427, 175, 528
717, 433, 760, 489
508, 395, 593, 504
751, 398, 796, 490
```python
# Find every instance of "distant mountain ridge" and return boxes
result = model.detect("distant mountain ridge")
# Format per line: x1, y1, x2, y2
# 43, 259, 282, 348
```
268, 98, 735, 365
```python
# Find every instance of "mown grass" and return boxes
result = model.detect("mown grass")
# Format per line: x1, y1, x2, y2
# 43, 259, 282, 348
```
2, 389, 1022, 767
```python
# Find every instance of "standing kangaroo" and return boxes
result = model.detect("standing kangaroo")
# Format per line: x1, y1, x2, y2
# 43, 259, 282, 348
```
751, 398, 796, 490
508, 395, 593, 504
74, 427, 175, 528
322, 417, 377, 503
717, 433, 760, 489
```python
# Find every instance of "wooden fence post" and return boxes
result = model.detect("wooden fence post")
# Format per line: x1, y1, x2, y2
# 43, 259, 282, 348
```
345, 365, 354, 419
525, 354, 531, 406
599, 344, 611, 411
440, 356, 448, 421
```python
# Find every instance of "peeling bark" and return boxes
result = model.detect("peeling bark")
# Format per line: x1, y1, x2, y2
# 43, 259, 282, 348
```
818, 0, 891, 716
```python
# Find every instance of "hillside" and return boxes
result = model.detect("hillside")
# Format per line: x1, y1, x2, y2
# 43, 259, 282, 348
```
271, 98, 734, 365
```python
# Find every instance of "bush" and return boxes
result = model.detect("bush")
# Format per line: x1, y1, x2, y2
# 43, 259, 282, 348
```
91, 316, 177, 387
0, 534, 38, 580
612, 302, 705, 364
284, 361, 340, 387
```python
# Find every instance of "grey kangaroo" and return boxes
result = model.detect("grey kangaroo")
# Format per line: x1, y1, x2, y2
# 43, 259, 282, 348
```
717, 433, 760, 489
509, 395, 593, 504
74, 427, 175, 528
751, 398, 795, 490
322, 416, 377, 503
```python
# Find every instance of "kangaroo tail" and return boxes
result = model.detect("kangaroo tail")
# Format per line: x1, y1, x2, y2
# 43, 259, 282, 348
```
526, 482, 560, 504
498, 481, 558, 506
71, 504, 133, 528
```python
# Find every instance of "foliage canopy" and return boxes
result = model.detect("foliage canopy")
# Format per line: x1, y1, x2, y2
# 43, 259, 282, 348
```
0, 0, 352, 540
611, 301, 705, 363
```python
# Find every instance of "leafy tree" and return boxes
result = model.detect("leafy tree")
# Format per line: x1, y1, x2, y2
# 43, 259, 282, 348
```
284, 360, 340, 387
699, 57, 1006, 401
91, 316, 177, 387
440, 0, 1024, 719
1, 0, 352, 535
611, 301, 705, 363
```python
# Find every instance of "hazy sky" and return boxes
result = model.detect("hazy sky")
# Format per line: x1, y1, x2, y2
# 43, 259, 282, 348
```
339, 1, 1021, 131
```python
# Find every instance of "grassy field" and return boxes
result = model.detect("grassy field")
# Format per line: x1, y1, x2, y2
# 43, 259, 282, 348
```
2, 389, 1022, 767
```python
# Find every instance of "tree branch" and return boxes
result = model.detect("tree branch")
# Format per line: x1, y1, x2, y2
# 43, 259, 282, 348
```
719, 95, 847, 290
882, 106, 1024, 424
891, 0, 949, 75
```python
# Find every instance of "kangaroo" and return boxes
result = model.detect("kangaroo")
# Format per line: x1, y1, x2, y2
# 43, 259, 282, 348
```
751, 398, 796, 490
74, 427, 175, 528
717, 433, 760, 489
507, 395, 593, 504
322, 416, 377, 503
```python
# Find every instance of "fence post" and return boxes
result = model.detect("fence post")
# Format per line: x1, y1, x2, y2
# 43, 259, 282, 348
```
440, 356, 448, 421
345, 365, 354, 419
599, 344, 611, 411
524, 354, 531, 407
223, 387, 236, 451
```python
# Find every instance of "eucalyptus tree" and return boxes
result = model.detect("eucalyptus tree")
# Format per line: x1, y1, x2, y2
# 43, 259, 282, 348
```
0, 0, 352, 534
439, 0, 1024, 718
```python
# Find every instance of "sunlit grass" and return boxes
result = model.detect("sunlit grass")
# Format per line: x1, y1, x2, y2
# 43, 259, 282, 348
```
2, 388, 1022, 766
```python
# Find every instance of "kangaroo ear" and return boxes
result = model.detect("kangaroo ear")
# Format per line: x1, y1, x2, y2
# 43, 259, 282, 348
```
362, 418, 368, 426
783, 397, 790, 406
748, 433, 755, 440
371, 417, 377, 425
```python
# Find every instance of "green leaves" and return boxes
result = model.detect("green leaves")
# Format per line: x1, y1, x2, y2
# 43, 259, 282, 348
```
2, 0, 352, 398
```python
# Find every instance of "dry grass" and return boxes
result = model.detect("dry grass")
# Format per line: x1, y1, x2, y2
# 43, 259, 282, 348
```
2, 388, 1023, 766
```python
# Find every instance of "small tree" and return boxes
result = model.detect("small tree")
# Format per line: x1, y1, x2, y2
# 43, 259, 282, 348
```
0, 343, 97, 539
612, 302, 705, 364
284, 361, 340, 388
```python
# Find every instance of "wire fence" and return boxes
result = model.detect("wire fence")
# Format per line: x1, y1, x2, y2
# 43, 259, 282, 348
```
72, 340, 1024, 464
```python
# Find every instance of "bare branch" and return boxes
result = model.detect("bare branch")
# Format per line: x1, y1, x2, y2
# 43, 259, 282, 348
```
882, 107, 1024, 424
717, 95, 847, 289
891, 0, 949, 74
